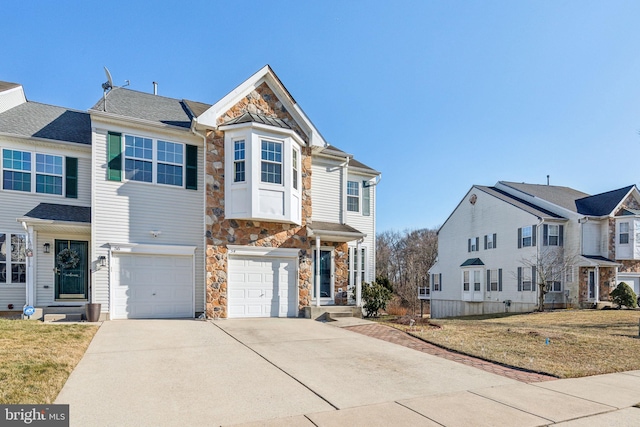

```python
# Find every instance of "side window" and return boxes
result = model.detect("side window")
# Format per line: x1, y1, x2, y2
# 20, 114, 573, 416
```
347, 181, 359, 212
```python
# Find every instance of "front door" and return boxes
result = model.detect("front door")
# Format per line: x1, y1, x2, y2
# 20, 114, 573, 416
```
55, 240, 88, 300
313, 250, 332, 299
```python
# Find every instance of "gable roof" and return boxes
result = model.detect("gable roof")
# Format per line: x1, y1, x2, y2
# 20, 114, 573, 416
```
91, 87, 209, 129
317, 145, 380, 175
477, 186, 565, 220
0, 81, 21, 92
575, 185, 636, 216
197, 65, 327, 148
0, 101, 91, 145
499, 181, 589, 213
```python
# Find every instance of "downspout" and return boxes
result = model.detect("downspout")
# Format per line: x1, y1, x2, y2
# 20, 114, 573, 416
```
356, 238, 363, 307
190, 117, 208, 318
342, 157, 350, 225
537, 218, 544, 307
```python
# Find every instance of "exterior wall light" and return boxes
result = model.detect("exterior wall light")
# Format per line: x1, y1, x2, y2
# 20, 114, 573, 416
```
43, 243, 51, 254
98, 256, 107, 267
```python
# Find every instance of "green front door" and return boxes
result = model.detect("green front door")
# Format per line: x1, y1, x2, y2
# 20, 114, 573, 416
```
55, 240, 88, 300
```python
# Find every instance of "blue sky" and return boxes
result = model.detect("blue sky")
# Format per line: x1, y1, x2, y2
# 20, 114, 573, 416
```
4, 1, 640, 232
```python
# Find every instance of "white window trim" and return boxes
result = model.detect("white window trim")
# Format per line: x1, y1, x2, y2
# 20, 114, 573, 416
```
233, 139, 246, 183
123, 134, 186, 188
619, 221, 630, 245
522, 225, 533, 247
260, 138, 284, 186
347, 181, 360, 212
1, 148, 65, 196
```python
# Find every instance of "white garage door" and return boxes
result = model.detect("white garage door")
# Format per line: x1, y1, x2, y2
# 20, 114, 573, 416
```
228, 256, 297, 318
112, 254, 194, 319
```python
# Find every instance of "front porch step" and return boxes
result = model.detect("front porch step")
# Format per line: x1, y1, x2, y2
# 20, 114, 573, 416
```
43, 313, 83, 322
41, 305, 86, 322
304, 305, 362, 321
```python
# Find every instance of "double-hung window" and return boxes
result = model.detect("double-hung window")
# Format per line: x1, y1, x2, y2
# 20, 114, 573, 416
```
157, 141, 184, 186
0, 233, 26, 284
3, 149, 65, 195
473, 270, 481, 291
347, 181, 359, 212
620, 222, 630, 244
234, 140, 246, 182
489, 269, 498, 291
292, 148, 298, 190
518, 225, 537, 248
3, 149, 32, 192
547, 225, 559, 246
432, 273, 441, 291
521, 226, 532, 247
35, 154, 63, 194
485, 233, 497, 249
518, 266, 536, 292
261, 140, 282, 184
463, 270, 470, 291
124, 135, 153, 183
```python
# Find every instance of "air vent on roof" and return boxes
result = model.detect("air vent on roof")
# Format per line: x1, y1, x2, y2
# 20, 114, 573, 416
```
153, 81, 158, 95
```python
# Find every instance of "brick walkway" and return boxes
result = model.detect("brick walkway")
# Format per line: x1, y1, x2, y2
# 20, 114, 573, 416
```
344, 323, 556, 383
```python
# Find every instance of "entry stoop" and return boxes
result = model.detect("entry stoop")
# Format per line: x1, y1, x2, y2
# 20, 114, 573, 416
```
42, 305, 85, 322
304, 305, 362, 321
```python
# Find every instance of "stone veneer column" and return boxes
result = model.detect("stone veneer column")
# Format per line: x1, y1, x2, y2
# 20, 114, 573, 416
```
204, 129, 314, 318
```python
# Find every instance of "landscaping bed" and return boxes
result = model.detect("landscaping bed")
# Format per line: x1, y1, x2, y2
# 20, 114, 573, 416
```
0, 319, 98, 404
380, 310, 640, 378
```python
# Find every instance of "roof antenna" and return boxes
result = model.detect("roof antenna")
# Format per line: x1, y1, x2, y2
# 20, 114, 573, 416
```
547, 175, 550, 186
102, 67, 114, 112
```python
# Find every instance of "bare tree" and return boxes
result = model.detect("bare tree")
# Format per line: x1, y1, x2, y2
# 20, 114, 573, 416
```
520, 247, 577, 312
376, 228, 438, 314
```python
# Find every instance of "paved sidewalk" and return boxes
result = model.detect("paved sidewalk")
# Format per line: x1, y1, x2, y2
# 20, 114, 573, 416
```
344, 323, 556, 383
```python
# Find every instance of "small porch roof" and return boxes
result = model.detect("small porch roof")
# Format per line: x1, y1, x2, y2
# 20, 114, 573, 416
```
461, 258, 484, 267
578, 255, 621, 267
18, 203, 91, 233
307, 221, 366, 242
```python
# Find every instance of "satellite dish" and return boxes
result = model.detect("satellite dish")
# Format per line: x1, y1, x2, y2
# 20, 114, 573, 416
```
102, 67, 114, 92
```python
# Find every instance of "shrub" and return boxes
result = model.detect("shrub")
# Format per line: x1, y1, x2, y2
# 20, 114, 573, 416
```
385, 297, 408, 316
375, 275, 393, 293
610, 282, 638, 309
362, 280, 393, 318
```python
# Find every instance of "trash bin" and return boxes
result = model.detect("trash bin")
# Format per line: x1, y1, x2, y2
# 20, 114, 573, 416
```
85, 303, 102, 322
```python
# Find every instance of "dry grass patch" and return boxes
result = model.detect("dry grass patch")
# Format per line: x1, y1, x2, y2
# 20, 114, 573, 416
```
0, 319, 98, 404
383, 310, 640, 378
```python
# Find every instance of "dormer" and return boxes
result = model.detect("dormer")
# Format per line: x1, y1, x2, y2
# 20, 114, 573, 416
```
220, 113, 303, 224
0, 82, 26, 114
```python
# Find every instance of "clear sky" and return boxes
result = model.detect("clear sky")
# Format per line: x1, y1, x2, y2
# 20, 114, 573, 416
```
4, 1, 640, 232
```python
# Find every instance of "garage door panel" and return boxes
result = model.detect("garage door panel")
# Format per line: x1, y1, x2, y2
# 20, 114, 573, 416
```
228, 255, 297, 318
112, 254, 194, 319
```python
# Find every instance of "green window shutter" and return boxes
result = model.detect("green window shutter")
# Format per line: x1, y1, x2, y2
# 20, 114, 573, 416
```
65, 157, 78, 199
532, 224, 537, 247
559, 225, 564, 246
107, 132, 122, 181
362, 181, 370, 216
532, 266, 537, 291
493, 233, 497, 248
486, 270, 491, 292
498, 268, 503, 292
517, 228, 522, 248
517, 267, 522, 291
185, 144, 198, 190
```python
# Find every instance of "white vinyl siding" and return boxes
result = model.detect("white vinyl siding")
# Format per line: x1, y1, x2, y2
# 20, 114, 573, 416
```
311, 158, 341, 223
0, 136, 91, 310
92, 127, 205, 314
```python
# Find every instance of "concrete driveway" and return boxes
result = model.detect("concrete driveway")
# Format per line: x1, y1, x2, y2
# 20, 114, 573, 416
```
55, 318, 640, 427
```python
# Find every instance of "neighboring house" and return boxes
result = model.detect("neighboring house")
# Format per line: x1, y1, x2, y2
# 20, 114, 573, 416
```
0, 65, 380, 320
427, 181, 640, 318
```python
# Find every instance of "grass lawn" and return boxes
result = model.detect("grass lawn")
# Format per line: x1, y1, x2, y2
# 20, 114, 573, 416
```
0, 319, 98, 404
382, 310, 640, 378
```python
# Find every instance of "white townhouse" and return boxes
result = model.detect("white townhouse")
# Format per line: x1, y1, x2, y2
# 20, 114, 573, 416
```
0, 66, 380, 320
428, 181, 640, 318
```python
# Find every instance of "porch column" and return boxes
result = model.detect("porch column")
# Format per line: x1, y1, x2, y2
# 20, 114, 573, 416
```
356, 240, 362, 307
315, 236, 321, 307
26, 226, 35, 307
595, 265, 600, 303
